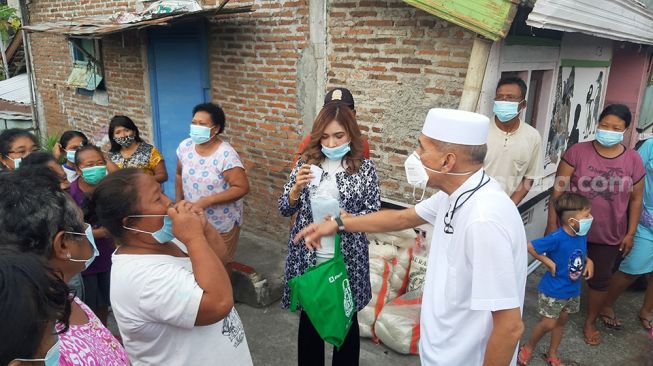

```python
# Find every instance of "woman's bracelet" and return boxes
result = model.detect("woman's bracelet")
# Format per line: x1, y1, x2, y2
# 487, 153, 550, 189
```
289, 188, 301, 202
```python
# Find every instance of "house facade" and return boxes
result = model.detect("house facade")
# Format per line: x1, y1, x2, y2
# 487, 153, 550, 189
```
23, 0, 477, 242
21, 0, 653, 247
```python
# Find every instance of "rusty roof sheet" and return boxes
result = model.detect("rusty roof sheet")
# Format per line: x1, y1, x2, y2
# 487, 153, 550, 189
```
22, 5, 252, 37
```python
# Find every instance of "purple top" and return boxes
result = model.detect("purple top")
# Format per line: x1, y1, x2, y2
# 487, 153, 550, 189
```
563, 141, 645, 245
69, 179, 114, 275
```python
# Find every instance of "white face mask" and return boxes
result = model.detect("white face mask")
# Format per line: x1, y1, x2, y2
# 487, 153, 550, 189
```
404, 152, 429, 201
404, 152, 476, 201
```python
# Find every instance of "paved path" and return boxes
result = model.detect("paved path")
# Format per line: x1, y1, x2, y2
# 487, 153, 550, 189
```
107, 232, 652, 365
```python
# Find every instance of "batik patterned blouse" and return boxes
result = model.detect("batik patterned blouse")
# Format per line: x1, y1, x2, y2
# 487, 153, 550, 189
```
278, 158, 381, 312
109, 142, 163, 176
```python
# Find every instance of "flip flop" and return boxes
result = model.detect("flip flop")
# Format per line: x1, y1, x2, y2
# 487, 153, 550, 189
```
599, 313, 622, 330
542, 354, 564, 366
517, 346, 532, 365
638, 316, 653, 331
583, 329, 602, 346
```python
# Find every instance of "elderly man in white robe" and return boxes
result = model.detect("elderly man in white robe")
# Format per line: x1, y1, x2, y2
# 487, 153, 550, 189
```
295, 108, 528, 366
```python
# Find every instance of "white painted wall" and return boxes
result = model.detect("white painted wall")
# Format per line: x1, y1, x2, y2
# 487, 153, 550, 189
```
560, 33, 613, 62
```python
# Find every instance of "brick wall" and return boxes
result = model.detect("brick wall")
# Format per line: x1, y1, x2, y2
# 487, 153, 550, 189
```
208, 0, 310, 242
327, 0, 474, 204
209, 0, 473, 243
27, 0, 150, 144
26, 0, 474, 245
28, 1, 138, 23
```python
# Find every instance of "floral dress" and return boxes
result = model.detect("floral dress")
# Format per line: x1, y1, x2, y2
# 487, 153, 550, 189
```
108, 142, 163, 176
176, 138, 245, 233
55, 297, 130, 365
278, 158, 381, 312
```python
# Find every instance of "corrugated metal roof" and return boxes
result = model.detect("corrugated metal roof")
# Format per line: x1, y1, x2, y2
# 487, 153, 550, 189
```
527, 0, 653, 45
0, 74, 31, 105
22, 4, 252, 37
639, 0, 653, 10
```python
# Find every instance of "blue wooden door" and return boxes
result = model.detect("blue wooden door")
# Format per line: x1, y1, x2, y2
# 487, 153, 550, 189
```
148, 23, 210, 196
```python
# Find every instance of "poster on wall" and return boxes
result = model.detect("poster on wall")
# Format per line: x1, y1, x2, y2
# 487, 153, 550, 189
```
543, 66, 609, 173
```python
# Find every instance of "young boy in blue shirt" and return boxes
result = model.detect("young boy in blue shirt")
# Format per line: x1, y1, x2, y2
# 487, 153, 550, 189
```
518, 193, 594, 366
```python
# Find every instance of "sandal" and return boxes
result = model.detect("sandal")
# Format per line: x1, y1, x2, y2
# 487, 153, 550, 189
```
599, 312, 622, 330
543, 355, 564, 366
517, 346, 532, 365
638, 315, 653, 331
583, 329, 602, 346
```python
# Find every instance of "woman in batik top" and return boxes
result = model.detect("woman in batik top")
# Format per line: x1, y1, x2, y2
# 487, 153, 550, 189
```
278, 103, 380, 365
107, 115, 168, 183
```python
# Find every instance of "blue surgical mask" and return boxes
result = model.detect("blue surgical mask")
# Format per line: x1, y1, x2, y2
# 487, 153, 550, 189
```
124, 215, 175, 244
9, 156, 21, 169
124, 215, 189, 253
81, 165, 107, 185
570, 217, 593, 236
595, 129, 624, 147
66, 150, 77, 162
493, 101, 522, 122
321, 142, 351, 160
190, 125, 214, 145
65, 224, 99, 269
14, 339, 61, 366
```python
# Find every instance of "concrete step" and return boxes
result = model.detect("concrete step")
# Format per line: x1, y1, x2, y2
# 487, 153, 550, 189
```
231, 231, 287, 308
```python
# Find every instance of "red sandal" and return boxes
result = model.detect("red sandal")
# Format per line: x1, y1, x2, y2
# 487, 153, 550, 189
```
517, 346, 532, 365
543, 355, 564, 366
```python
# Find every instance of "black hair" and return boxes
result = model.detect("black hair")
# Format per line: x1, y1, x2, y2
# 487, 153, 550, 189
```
0, 247, 71, 365
20, 151, 58, 167
92, 168, 143, 239
73, 145, 106, 223
59, 130, 88, 150
0, 166, 85, 257
554, 192, 591, 219
108, 115, 143, 154
599, 104, 632, 129
0, 128, 39, 156
74, 145, 105, 167
192, 103, 226, 134
496, 76, 528, 99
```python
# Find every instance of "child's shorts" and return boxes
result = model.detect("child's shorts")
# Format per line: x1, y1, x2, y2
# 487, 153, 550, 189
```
538, 293, 580, 318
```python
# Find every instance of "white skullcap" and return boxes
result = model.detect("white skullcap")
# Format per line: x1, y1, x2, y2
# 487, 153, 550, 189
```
421, 108, 490, 145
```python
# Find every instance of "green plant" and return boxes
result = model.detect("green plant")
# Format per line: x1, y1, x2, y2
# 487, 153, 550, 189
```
41, 134, 60, 154
0, 5, 20, 80
0, 6, 20, 44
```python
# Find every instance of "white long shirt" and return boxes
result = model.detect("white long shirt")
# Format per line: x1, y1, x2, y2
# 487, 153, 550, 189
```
415, 170, 527, 366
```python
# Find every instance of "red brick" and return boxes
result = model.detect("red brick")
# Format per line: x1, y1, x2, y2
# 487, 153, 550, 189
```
368, 74, 397, 81
402, 57, 432, 65
390, 67, 421, 74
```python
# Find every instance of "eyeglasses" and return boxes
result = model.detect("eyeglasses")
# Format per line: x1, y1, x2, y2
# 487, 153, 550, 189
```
7, 147, 40, 157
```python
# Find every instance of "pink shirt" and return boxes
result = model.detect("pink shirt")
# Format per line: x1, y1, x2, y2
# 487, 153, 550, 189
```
56, 297, 130, 365
563, 141, 645, 245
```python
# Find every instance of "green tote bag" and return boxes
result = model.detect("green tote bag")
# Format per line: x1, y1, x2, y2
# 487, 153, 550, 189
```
289, 234, 356, 348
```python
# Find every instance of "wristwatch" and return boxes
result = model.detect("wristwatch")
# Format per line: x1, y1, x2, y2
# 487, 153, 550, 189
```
331, 216, 345, 232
